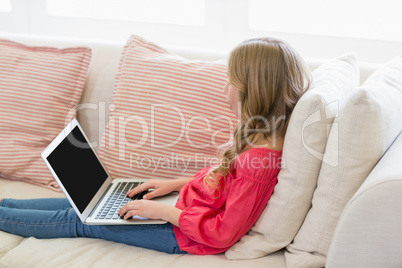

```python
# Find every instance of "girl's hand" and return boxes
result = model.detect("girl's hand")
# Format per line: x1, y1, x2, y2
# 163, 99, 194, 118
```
118, 200, 182, 226
118, 200, 166, 220
126, 178, 192, 200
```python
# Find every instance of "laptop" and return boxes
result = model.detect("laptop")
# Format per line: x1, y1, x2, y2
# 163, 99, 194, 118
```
41, 118, 179, 225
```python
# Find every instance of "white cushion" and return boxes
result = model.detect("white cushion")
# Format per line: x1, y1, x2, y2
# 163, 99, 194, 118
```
226, 53, 359, 259
286, 55, 402, 267
326, 132, 402, 268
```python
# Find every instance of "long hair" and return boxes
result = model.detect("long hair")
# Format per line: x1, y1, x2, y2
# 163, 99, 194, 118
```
205, 37, 312, 191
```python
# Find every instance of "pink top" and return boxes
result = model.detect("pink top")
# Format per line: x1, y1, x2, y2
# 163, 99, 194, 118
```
173, 147, 282, 255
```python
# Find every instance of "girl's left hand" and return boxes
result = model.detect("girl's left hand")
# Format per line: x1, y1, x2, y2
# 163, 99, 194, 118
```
119, 199, 165, 220
119, 199, 183, 226
118, 200, 167, 220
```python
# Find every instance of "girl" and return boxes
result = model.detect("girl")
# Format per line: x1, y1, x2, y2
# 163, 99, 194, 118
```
0, 37, 311, 255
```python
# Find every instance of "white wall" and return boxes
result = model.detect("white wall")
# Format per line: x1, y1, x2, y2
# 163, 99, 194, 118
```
0, 0, 401, 64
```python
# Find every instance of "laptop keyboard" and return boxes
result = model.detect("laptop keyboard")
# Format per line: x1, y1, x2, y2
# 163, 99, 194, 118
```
95, 181, 147, 220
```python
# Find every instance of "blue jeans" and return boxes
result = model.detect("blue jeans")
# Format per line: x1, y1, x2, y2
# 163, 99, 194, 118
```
0, 198, 186, 254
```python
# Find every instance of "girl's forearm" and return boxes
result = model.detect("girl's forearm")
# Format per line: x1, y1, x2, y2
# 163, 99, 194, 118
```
159, 177, 192, 226
174, 177, 193, 191
163, 177, 192, 227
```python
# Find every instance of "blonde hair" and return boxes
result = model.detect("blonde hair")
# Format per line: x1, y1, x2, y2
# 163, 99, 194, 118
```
205, 37, 311, 191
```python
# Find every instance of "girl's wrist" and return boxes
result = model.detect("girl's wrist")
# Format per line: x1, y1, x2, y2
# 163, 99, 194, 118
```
162, 206, 182, 227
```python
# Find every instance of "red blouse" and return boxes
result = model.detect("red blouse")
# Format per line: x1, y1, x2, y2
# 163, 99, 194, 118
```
173, 147, 282, 255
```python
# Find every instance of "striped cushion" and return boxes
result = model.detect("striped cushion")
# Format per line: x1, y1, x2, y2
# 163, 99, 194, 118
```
0, 39, 91, 191
98, 35, 236, 180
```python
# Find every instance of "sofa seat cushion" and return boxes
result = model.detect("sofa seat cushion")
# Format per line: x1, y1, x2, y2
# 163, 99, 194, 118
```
0, 234, 286, 267
0, 232, 23, 259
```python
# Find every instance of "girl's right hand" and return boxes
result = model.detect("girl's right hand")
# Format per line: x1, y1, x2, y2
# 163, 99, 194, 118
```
126, 178, 192, 200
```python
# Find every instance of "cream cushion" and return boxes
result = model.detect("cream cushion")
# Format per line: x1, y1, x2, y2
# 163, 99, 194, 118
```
226, 53, 359, 259
0, 234, 286, 267
326, 132, 402, 268
286, 55, 402, 267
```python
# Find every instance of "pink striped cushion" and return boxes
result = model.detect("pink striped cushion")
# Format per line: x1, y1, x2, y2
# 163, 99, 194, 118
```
98, 35, 236, 180
0, 39, 91, 191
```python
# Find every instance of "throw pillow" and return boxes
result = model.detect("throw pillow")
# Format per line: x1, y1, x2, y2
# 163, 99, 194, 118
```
286, 55, 402, 267
225, 53, 359, 259
0, 39, 91, 190
98, 35, 236, 180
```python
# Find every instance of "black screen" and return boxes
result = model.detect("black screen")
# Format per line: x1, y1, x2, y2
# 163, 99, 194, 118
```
47, 126, 108, 213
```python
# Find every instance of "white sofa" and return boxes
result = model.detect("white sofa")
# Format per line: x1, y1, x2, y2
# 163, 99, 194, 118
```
0, 33, 402, 268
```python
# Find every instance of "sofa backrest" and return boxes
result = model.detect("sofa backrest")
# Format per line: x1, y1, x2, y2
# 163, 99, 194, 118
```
0, 32, 380, 149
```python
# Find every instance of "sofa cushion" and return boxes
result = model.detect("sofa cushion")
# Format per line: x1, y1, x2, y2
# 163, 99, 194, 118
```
286, 55, 402, 267
0, 39, 91, 191
0, 235, 286, 267
98, 35, 236, 180
0, 179, 65, 200
326, 132, 402, 267
225, 53, 359, 259
0, 232, 23, 259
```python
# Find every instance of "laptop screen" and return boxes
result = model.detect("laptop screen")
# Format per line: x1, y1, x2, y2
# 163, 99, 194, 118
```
46, 126, 108, 213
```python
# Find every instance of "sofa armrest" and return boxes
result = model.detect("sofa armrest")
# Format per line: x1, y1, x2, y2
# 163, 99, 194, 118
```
326, 132, 402, 268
